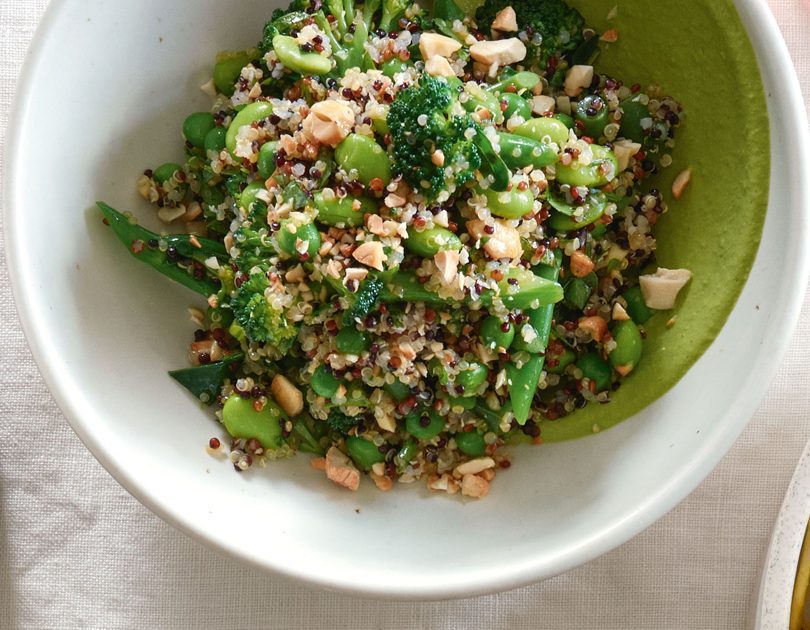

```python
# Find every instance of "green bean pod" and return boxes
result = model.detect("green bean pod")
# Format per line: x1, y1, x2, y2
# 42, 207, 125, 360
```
277, 219, 321, 260
501, 93, 532, 120
222, 395, 285, 450
480, 315, 515, 352
405, 409, 445, 440
577, 353, 612, 391
455, 431, 486, 456
453, 361, 489, 397
575, 95, 610, 139
405, 226, 462, 257
623, 286, 654, 324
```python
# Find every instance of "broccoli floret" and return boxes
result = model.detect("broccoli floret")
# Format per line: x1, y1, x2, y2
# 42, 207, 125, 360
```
379, 0, 410, 31
230, 270, 299, 352
387, 76, 483, 199
232, 224, 275, 272
475, 0, 585, 72
343, 277, 384, 325
327, 409, 360, 435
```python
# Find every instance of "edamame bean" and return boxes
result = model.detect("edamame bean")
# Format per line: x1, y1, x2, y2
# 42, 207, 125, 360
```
498, 132, 558, 170
238, 181, 265, 212
575, 95, 609, 139
454, 362, 488, 397
576, 353, 612, 391
623, 286, 653, 324
501, 93, 532, 120
204, 127, 227, 154
225, 101, 275, 155
311, 364, 341, 398
153, 162, 182, 184
183, 112, 216, 149
555, 145, 619, 187
336, 134, 391, 186
514, 117, 570, 146
345, 436, 384, 471
455, 431, 486, 456
313, 192, 377, 227
405, 409, 445, 440
609, 320, 642, 373
213, 50, 254, 96
277, 219, 321, 260
222, 395, 284, 449
480, 315, 515, 351
335, 326, 371, 355
272, 35, 333, 76
257, 141, 279, 179
483, 186, 535, 219
405, 226, 462, 257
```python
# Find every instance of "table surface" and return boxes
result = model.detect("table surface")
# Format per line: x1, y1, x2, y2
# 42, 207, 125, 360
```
1, 2, 809, 628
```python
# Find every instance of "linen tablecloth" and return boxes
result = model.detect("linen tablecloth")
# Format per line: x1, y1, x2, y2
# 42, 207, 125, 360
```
1, 2, 808, 628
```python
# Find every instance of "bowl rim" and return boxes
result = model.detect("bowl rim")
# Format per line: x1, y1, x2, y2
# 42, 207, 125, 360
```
4, 0, 810, 599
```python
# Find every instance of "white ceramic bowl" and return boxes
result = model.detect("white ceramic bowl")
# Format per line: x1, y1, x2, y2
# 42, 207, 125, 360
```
752, 439, 810, 629
5, 0, 809, 598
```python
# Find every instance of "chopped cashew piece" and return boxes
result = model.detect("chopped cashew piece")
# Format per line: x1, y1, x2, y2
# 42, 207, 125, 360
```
324, 446, 360, 491
613, 139, 642, 172
434, 250, 460, 284
302, 100, 355, 147
375, 408, 397, 432
639, 268, 693, 309
419, 32, 462, 59
284, 264, 306, 283
492, 6, 518, 32
531, 95, 556, 116
425, 56, 456, 77
469, 38, 527, 67
564, 65, 594, 98
672, 168, 692, 199
370, 472, 393, 491
344, 267, 369, 283
467, 219, 522, 259
455, 457, 496, 476
578, 316, 608, 342
271, 374, 304, 417
569, 251, 595, 278
461, 474, 490, 499
612, 302, 630, 321
352, 241, 386, 271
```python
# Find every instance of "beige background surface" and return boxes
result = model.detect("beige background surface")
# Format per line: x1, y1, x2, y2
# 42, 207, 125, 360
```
1, 1, 808, 628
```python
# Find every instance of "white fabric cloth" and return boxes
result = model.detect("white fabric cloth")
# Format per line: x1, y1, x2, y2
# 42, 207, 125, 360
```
1, 2, 808, 628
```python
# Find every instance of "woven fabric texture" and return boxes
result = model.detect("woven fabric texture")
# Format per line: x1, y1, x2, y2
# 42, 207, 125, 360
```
1, 1, 808, 628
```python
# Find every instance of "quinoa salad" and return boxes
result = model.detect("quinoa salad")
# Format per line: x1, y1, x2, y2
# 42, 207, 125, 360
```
99, 0, 693, 499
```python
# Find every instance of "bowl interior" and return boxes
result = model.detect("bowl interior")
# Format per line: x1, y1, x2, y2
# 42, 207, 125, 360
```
5, 0, 806, 597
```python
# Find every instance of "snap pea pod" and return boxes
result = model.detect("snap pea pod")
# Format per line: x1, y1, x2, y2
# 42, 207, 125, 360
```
498, 132, 558, 170
507, 253, 562, 423
501, 93, 533, 119
225, 101, 275, 155
313, 191, 377, 227
455, 431, 486, 456
272, 34, 333, 76
405, 226, 462, 257
405, 409, 445, 440
474, 128, 511, 192
98, 202, 224, 296
575, 95, 609, 139
547, 189, 609, 232
506, 355, 544, 425
488, 71, 542, 93
169, 353, 244, 402
222, 395, 285, 450
396, 439, 418, 471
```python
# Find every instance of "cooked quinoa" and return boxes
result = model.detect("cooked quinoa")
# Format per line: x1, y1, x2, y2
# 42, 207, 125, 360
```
99, 0, 691, 499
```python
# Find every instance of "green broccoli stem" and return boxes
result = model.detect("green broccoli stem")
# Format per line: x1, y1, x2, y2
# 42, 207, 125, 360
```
98, 202, 224, 296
